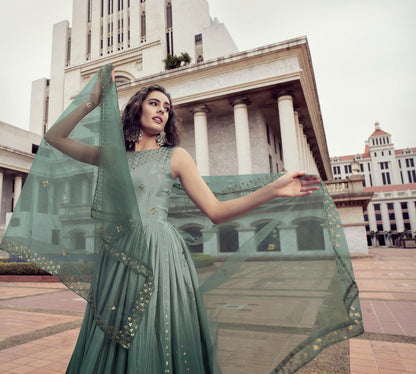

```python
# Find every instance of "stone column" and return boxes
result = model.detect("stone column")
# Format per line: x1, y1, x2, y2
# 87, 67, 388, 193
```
394, 201, 404, 232
202, 230, 218, 256
237, 227, 256, 254
192, 105, 210, 176
277, 95, 301, 172
90, 0, 101, 59
81, 178, 89, 204
231, 98, 252, 174
294, 112, 306, 171
408, 200, 416, 233
380, 202, 390, 231
123, 0, 129, 49
0, 172, 3, 222
103, 1, 109, 55
13, 176, 22, 210
278, 226, 298, 255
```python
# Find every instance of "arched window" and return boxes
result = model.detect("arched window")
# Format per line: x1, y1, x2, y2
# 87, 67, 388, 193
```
114, 75, 131, 86
296, 219, 324, 251
253, 221, 280, 252
181, 225, 203, 253
219, 225, 239, 252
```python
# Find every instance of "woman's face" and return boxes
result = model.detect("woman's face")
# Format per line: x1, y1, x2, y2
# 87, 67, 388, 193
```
140, 90, 170, 135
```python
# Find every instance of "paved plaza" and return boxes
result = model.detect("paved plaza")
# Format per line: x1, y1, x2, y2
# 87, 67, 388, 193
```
0, 247, 415, 373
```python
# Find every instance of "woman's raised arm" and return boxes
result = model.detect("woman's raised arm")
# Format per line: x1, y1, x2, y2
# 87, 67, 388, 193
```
44, 70, 111, 165
171, 147, 321, 225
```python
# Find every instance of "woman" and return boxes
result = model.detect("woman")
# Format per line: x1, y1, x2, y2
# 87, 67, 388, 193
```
2, 65, 362, 373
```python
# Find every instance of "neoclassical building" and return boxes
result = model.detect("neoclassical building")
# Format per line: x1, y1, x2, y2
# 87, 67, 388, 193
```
0, 122, 42, 239
2, 0, 371, 256
331, 122, 416, 246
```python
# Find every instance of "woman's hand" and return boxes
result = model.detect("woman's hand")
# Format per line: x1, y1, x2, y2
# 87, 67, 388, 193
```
89, 65, 115, 108
272, 171, 321, 198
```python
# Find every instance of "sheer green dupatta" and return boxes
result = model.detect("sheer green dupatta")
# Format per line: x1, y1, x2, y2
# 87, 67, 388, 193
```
169, 175, 363, 374
0, 65, 153, 349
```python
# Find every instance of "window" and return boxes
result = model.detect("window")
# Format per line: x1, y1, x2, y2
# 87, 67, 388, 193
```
406, 158, 414, 167
404, 222, 411, 230
297, 220, 324, 250
408, 170, 416, 183
181, 226, 203, 253
374, 204, 380, 211
380, 162, 389, 170
387, 203, 394, 210
254, 221, 280, 252
219, 225, 239, 252
141, 11, 146, 38
391, 223, 397, 231
400, 171, 404, 184
398, 159, 402, 168
344, 164, 352, 174
403, 212, 409, 220
88, 0, 92, 22
269, 155, 273, 173
375, 214, 382, 221
401, 202, 408, 209
364, 214, 368, 221
195, 33, 202, 43
377, 224, 383, 231
368, 163, 371, 171
266, 123, 270, 144
369, 175, 373, 186
374, 152, 377, 157
52, 229, 60, 245
108, 0, 113, 14
382, 172, 391, 185
389, 213, 395, 220
360, 163, 364, 172
166, 2, 172, 28
273, 135, 277, 154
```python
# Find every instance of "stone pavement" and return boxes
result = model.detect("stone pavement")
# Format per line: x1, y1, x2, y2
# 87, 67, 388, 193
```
0, 247, 415, 373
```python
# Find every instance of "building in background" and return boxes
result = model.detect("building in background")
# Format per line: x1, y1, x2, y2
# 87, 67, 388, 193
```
331, 122, 416, 247
2, 0, 370, 255
0, 122, 42, 238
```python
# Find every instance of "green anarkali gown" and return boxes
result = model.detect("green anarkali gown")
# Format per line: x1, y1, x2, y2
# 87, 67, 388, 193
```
1, 65, 363, 374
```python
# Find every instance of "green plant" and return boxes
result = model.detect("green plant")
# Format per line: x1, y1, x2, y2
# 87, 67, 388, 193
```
191, 253, 214, 268
0, 262, 50, 276
163, 52, 192, 70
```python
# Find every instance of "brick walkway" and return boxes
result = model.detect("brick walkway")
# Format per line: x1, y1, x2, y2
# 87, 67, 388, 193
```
349, 248, 416, 374
0, 247, 415, 373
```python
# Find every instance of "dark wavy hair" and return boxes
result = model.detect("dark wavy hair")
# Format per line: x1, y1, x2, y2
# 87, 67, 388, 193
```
122, 85, 182, 150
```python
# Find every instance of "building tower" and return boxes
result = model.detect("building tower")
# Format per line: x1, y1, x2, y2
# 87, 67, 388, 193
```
29, 0, 238, 135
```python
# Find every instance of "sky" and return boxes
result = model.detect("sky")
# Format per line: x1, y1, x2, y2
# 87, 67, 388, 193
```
0, 0, 415, 157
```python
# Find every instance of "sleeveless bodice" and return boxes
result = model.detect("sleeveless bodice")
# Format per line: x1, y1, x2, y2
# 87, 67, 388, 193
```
127, 147, 176, 223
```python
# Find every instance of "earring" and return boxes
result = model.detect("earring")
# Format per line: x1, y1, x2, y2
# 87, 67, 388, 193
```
126, 128, 143, 143
156, 131, 166, 147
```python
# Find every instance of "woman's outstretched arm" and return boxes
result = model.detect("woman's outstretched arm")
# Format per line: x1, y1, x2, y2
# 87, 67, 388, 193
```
171, 147, 321, 225
44, 71, 108, 165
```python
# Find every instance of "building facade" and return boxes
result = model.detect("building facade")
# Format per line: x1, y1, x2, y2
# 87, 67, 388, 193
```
2, 0, 372, 256
0, 122, 42, 238
331, 122, 416, 246
29, 0, 238, 135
